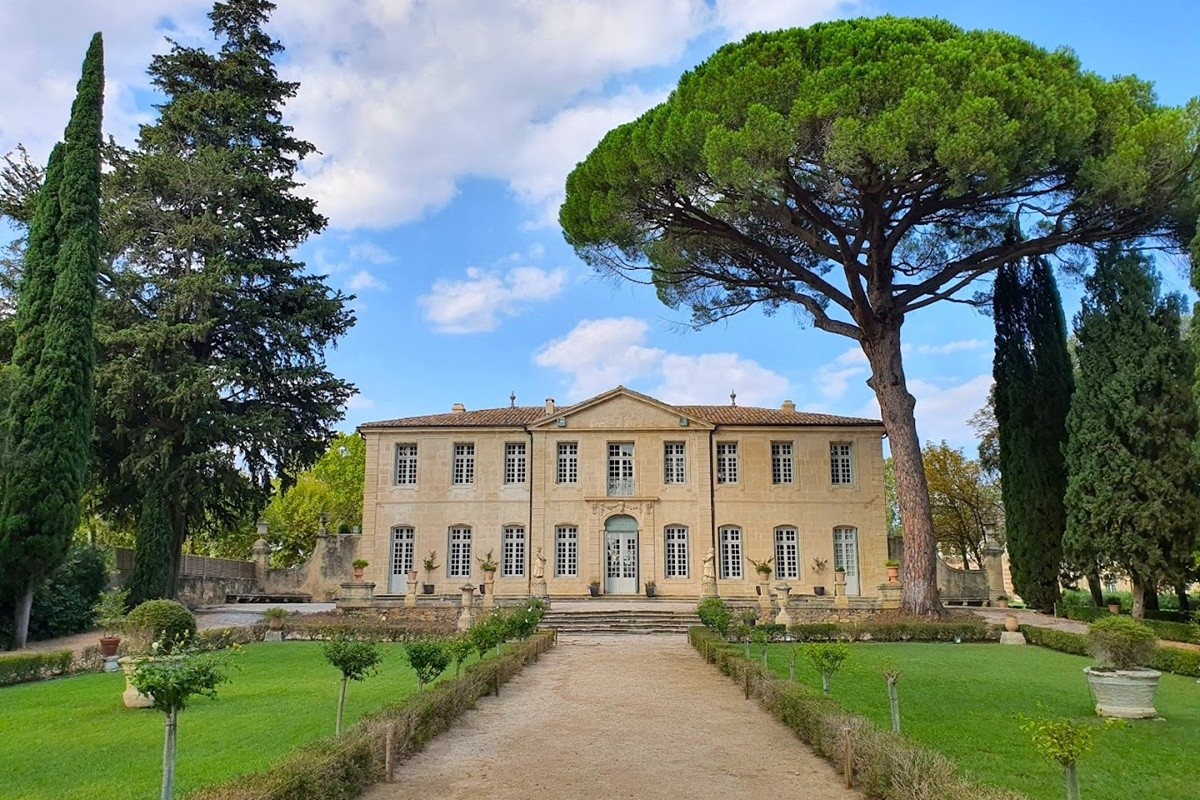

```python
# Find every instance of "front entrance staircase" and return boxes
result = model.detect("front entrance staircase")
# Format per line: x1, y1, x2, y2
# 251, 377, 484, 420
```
540, 599, 700, 634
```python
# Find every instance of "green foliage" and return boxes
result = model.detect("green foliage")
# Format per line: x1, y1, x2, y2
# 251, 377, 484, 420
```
1064, 249, 1200, 610
1086, 616, 1158, 669
696, 597, 731, 636
402, 639, 449, 689
0, 34, 103, 647
0, 649, 73, 685
806, 643, 851, 677
129, 638, 233, 715
445, 635, 473, 677
505, 597, 546, 639
787, 618, 994, 643
1017, 714, 1117, 768
125, 600, 197, 654
7, 545, 108, 644
468, 614, 507, 658
125, 476, 175, 605
321, 638, 382, 682
261, 607, 288, 621
994, 254, 1074, 611
92, 587, 128, 635
923, 441, 1002, 569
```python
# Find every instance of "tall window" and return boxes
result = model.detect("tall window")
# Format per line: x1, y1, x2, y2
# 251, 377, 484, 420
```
390, 526, 415, 576
664, 442, 686, 484
555, 525, 578, 577
830, 442, 854, 485
664, 526, 689, 578
394, 444, 418, 485
607, 442, 634, 496
448, 526, 472, 577
716, 442, 739, 484
771, 442, 794, 484
774, 527, 799, 579
719, 526, 743, 579
502, 526, 525, 577
452, 443, 475, 485
556, 442, 578, 484
504, 442, 527, 484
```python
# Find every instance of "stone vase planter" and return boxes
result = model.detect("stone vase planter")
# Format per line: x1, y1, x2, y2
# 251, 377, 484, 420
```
1084, 667, 1161, 719
118, 656, 154, 709
886, 566, 900, 584
1004, 615, 1019, 632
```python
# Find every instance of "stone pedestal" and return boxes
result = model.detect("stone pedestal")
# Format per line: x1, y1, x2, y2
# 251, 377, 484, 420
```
405, 578, 418, 608
533, 578, 548, 599
482, 573, 496, 609
1000, 631, 1027, 645
700, 576, 717, 598
982, 531, 1007, 606
833, 571, 850, 609
103, 655, 120, 673
263, 630, 283, 642
338, 581, 375, 610
878, 583, 901, 610
774, 582, 793, 627
757, 576, 773, 623
251, 528, 271, 591
118, 657, 153, 708
457, 584, 477, 632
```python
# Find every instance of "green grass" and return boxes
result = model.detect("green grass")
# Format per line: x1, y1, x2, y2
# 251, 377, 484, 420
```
761, 642, 1199, 800
0, 641, 456, 800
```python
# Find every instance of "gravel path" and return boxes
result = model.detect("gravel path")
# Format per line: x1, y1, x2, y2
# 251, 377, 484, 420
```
361, 634, 864, 800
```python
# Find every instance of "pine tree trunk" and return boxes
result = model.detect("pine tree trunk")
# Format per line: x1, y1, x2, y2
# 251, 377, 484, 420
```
1176, 583, 1190, 613
1086, 572, 1105, 607
11, 584, 34, 649
161, 707, 177, 800
863, 321, 944, 617
1131, 574, 1146, 619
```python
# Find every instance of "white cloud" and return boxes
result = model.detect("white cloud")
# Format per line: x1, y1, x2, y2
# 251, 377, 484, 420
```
345, 395, 375, 411
713, 0, 860, 40
347, 269, 386, 292
815, 346, 868, 399
857, 374, 993, 449
420, 265, 568, 334
906, 339, 988, 356
348, 242, 394, 265
534, 317, 788, 405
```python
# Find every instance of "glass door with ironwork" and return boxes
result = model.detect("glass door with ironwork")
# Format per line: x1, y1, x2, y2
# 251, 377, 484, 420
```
604, 530, 638, 594
389, 527, 415, 594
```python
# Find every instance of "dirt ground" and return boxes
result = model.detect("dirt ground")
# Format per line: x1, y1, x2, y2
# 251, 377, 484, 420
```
361, 634, 865, 800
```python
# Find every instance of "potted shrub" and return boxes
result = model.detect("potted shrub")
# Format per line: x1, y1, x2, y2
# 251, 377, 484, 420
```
262, 606, 288, 631
119, 600, 198, 708
93, 588, 129, 659
811, 557, 827, 596
884, 558, 901, 583
748, 556, 773, 583
644, 580, 656, 598
477, 549, 498, 577
1104, 594, 1121, 614
1084, 615, 1161, 718
588, 580, 601, 597
351, 558, 368, 581
422, 550, 440, 594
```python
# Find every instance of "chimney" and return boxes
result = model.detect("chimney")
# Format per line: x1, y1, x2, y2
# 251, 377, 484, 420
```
781, 400, 796, 413
451, 403, 466, 414
545, 398, 556, 413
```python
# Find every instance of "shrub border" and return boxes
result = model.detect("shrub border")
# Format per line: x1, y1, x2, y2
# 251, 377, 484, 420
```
189, 630, 556, 800
1020, 624, 1200, 677
689, 627, 1028, 800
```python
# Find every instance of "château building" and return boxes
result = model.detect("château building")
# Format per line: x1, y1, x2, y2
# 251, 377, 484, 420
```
356, 387, 889, 600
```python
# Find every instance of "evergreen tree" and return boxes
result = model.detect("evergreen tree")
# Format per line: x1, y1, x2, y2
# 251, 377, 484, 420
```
0, 34, 103, 648
102, 0, 353, 599
1063, 248, 1200, 618
993, 255, 1074, 611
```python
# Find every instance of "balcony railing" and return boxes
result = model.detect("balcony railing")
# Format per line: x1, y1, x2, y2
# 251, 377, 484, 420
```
606, 477, 634, 497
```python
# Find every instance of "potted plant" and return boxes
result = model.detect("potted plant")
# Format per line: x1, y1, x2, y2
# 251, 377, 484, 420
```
351, 558, 368, 581
262, 606, 288, 631
422, 551, 439, 594
1083, 615, 1161, 718
93, 588, 128, 659
748, 555, 773, 582
995, 594, 1009, 609
811, 558, 828, 596
477, 549, 498, 577
884, 558, 901, 583
588, 580, 601, 597
1104, 594, 1121, 614
644, 580, 656, 598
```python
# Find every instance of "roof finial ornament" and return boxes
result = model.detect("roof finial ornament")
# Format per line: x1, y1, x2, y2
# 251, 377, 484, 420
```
510, 391, 516, 408
730, 389, 737, 407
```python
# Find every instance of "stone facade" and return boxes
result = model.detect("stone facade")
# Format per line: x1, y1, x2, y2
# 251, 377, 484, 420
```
357, 387, 888, 601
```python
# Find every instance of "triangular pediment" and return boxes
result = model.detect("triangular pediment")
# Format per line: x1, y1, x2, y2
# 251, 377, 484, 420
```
529, 386, 714, 431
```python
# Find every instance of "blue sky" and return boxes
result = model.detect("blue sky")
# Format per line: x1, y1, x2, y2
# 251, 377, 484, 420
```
2, 0, 1197, 450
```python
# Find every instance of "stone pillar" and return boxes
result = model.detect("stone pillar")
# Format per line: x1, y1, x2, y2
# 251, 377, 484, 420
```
338, 582, 375, 610
757, 576, 773, 623
982, 530, 1006, 605
532, 577, 548, 599
774, 582, 793, 627
700, 576, 717, 598
833, 570, 849, 609
252, 526, 271, 591
404, 574, 418, 608
457, 584, 476, 632
482, 572, 496, 609
878, 583, 901, 610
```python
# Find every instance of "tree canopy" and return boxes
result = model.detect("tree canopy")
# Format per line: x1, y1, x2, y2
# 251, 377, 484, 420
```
561, 16, 1198, 615
922, 440, 1001, 570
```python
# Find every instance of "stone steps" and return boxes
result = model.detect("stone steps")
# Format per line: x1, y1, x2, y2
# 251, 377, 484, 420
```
541, 609, 701, 635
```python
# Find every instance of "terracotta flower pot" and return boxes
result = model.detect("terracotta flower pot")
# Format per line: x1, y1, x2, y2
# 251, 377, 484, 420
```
886, 566, 900, 584
99, 636, 120, 657
353, 568, 364, 580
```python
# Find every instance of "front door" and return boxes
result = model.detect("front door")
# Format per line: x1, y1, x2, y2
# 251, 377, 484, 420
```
604, 515, 638, 594
389, 527, 415, 594
834, 527, 860, 596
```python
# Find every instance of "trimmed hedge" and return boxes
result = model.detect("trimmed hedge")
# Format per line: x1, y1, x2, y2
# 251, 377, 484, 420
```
1057, 604, 1111, 624
1146, 609, 1195, 623
1143, 619, 1200, 645
0, 650, 74, 685
190, 630, 556, 800
1020, 624, 1200, 677
276, 613, 455, 642
786, 618, 996, 643
689, 628, 1027, 800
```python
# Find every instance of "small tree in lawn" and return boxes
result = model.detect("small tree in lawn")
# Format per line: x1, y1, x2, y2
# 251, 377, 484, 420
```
403, 639, 449, 691
130, 636, 232, 800
1019, 715, 1122, 800
806, 642, 851, 696
469, 614, 505, 660
446, 635, 473, 677
322, 637, 381, 735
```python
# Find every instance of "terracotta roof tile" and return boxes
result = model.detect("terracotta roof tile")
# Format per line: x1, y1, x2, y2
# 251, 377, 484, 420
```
360, 407, 547, 429
677, 406, 882, 427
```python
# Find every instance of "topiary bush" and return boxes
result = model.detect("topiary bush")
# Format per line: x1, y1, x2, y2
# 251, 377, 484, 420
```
696, 597, 732, 637
125, 599, 197, 653
1086, 615, 1158, 669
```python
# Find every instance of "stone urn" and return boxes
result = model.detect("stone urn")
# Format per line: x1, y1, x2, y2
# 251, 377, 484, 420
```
1084, 667, 1161, 719
1004, 615, 1019, 632
118, 656, 154, 709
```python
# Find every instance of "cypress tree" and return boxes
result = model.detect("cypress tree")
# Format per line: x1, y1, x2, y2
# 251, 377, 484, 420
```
0, 34, 103, 648
993, 254, 1074, 612
125, 477, 174, 607
1063, 248, 1200, 619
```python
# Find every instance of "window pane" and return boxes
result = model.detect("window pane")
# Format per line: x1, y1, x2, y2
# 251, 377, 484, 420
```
717, 443, 739, 484
504, 442, 526, 484
502, 526, 525, 577
557, 442, 578, 484
453, 443, 475, 484
774, 527, 799, 579
771, 442, 793, 485
448, 526, 472, 577
555, 525, 578, 577
394, 444, 417, 485
664, 442, 686, 484
719, 527, 742, 579
830, 443, 853, 485
665, 526, 688, 578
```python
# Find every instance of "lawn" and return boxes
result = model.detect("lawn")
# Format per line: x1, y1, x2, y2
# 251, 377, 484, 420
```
762, 642, 1198, 800
0, 641, 449, 800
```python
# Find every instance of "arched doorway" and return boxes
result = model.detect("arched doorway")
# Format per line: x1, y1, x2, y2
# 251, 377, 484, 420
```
604, 514, 639, 594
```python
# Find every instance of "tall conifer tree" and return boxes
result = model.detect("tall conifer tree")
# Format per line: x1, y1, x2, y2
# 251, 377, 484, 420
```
102, 0, 352, 599
993, 255, 1074, 611
0, 34, 103, 647
1064, 248, 1200, 618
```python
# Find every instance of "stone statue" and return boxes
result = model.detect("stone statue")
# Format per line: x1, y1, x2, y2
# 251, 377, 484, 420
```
533, 547, 546, 580
702, 547, 716, 581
